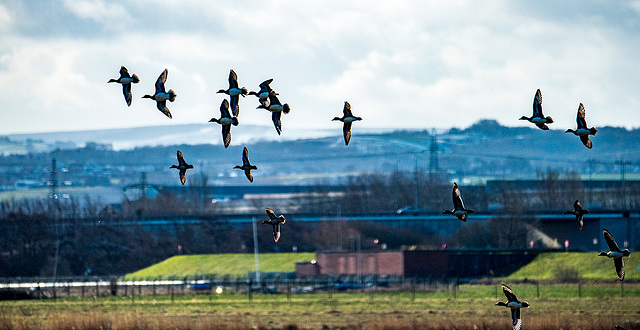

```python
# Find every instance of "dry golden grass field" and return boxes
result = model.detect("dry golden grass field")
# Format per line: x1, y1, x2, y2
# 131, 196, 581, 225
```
1, 286, 639, 329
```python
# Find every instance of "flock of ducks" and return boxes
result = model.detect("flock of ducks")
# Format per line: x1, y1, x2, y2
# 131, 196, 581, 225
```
108, 66, 362, 243
110, 70, 626, 329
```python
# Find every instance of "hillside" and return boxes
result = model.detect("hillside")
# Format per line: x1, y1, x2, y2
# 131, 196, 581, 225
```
506, 252, 639, 281
125, 253, 315, 279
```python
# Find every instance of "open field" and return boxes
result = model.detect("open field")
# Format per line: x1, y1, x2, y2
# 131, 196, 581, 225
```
126, 253, 316, 279
1, 284, 639, 329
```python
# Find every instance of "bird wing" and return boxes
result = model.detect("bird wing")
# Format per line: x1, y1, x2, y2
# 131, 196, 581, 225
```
343, 101, 353, 117
576, 214, 584, 231
574, 200, 582, 211
228, 69, 239, 89
268, 91, 282, 106
155, 69, 168, 93
230, 95, 240, 117
452, 183, 465, 210
245, 169, 253, 183
220, 99, 231, 118
242, 147, 251, 166
265, 208, 277, 220
580, 135, 592, 149
343, 122, 352, 146
177, 150, 187, 166
273, 224, 281, 242
259, 79, 273, 92
122, 83, 132, 107
511, 308, 522, 330
603, 229, 621, 252
577, 103, 587, 129
179, 168, 186, 185
272, 111, 282, 135
614, 257, 625, 280
119, 66, 130, 78
501, 284, 518, 302
156, 101, 172, 118
221, 124, 231, 148
532, 89, 543, 118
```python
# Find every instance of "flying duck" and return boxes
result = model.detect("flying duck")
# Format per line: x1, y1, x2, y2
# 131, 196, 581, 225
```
108, 66, 139, 107
332, 101, 362, 145
564, 200, 589, 231
262, 208, 286, 242
599, 229, 630, 281
566, 103, 597, 149
442, 182, 474, 221
217, 69, 247, 117
234, 147, 257, 182
208, 99, 238, 148
169, 150, 193, 185
519, 89, 553, 130
257, 91, 291, 135
142, 69, 176, 118
495, 284, 529, 330
248, 79, 277, 108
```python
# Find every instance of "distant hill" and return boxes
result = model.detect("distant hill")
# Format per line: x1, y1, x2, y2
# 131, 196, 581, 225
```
0, 119, 638, 187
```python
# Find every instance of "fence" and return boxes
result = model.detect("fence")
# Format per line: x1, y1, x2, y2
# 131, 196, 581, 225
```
1, 276, 639, 301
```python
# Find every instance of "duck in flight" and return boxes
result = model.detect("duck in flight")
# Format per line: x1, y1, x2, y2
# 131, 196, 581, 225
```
142, 69, 176, 118
217, 69, 247, 117
169, 150, 193, 185
564, 200, 589, 231
495, 283, 529, 330
599, 229, 630, 281
234, 147, 257, 182
108, 66, 139, 107
262, 208, 286, 242
332, 101, 362, 145
248, 79, 276, 108
566, 103, 597, 149
442, 182, 474, 221
208, 99, 238, 148
257, 91, 290, 135
519, 89, 553, 130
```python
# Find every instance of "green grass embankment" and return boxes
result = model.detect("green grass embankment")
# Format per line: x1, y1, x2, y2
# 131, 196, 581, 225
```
506, 252, 640, 280
125, 253, 315, 279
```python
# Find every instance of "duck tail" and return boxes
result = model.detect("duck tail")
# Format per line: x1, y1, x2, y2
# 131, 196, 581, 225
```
283, 104, 291, 114
232, 117, 239, 126
545, 116, 553, 123
132, 74, 140, 83
241, 87, 248, 95
589, 127, 597, 136
623, 249, 631, 257
168, 89, 177, 102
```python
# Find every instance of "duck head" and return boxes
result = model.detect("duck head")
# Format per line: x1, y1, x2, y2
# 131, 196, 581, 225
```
332, 116, 342, 121
142, 94, 154, 99
519, 116, 530, 121
598, 252, 608, 256
217, 89, 227, 94
565, 129, 576, 134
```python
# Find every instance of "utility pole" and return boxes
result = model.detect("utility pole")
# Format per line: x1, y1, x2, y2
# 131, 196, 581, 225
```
49, 159, 60, 292
252, 217, 260, 283
429, 129, 439, 181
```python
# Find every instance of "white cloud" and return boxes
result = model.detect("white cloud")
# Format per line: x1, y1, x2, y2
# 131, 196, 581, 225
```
0, 1, 639, 135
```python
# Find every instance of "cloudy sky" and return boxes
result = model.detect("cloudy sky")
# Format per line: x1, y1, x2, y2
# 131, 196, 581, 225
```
1, 1, 639, 135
